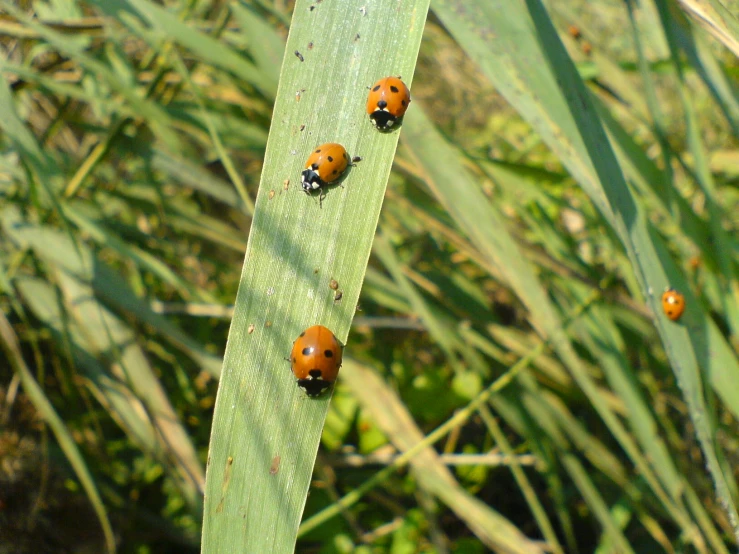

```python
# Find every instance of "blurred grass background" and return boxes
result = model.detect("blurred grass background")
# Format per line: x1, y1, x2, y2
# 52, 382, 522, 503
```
1, 0, 738, 552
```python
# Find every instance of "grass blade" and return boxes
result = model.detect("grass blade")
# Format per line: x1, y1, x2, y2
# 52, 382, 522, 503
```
341, 359, 547, 553
677, 0, 739, 58
0, 312, 117, 554
201, 0, 430, 551
431, 0, 739, 537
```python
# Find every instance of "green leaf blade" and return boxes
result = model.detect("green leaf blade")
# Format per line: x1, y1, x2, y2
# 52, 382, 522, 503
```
201, 1, 430, 552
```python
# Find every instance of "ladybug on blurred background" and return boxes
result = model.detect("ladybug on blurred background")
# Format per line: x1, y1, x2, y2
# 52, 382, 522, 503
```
366, 76, 411, 130
289, 325, 343, 397
661, 288, 686, 321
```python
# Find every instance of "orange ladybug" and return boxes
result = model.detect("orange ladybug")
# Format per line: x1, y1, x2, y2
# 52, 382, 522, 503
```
301, 143, 350, 196
366, 76, 411, 130
661, 288, 686, 321
289, 325, 343, 397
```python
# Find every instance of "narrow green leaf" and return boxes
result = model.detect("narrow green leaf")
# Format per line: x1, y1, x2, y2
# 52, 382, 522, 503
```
151, 148, 248, 210
89, 0, 275, 98
63, 204, 218, 303
1, 207, 224, 377
672, 17, 739, 137
16, 278, 153, 443
14, 272, 204, 509
0, 311, 117, 554
1, 1, 182, 150
562, 453, 635, 554
201, 0, 430, 551
230, 2, 285, 89
341, 359, 547, 554
431, 0, 739, 536
55, 270, 205, 501
654, 0, 739, 338
0, 65, 59, 190
373, 233, 457, 358
574, 302, 722, 550
677, 0, 739, 58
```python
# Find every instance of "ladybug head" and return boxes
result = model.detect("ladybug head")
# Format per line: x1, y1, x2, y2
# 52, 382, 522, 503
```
298, 376, 333, 397
301, 167, 322, 192
369, 110, 397, 130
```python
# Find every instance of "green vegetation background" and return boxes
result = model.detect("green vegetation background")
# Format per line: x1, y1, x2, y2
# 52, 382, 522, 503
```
1, 0, 738, 552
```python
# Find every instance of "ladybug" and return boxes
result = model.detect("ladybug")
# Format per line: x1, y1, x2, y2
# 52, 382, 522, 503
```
301, 143, 350, 200
366, 76, 411, 130
289, 325, 343, 397
661, 288, 686, 321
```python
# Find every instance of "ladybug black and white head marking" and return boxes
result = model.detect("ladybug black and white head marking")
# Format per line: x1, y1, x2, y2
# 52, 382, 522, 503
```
369, 109, 396, 129
300, 143, 350, 196
297, 369, 333, 397
369, 99, 400, 129
301, 166, 322, 192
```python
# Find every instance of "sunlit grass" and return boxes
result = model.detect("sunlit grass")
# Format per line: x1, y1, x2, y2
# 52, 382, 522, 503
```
1, 0, 737, 552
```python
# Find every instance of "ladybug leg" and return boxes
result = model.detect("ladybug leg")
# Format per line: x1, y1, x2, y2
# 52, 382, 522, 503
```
319, 190, 326, 208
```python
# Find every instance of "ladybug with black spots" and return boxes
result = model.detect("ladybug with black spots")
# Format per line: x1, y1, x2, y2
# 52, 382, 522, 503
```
289, 325, 343, 397
366, 76, 411, 130
661, 288, 686, 321
301, 143, 350, 203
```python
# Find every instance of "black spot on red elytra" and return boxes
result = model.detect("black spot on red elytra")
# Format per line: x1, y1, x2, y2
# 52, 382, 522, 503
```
309, 369, 323, 378
324, 350, 334, 358
327, 156, 334, 162
302, 347, 314, 356
372, 85, 380, 91
390, 86, 399, 93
